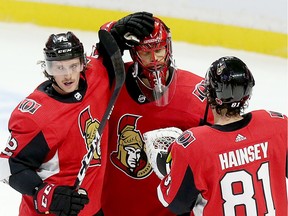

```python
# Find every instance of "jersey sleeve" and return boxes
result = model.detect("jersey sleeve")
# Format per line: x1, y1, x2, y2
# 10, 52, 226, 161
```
0, 112, 49, 195
157, 139, 200, 214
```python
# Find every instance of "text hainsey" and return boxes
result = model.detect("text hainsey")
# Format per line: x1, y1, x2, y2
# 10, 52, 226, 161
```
219, 142, 268, 170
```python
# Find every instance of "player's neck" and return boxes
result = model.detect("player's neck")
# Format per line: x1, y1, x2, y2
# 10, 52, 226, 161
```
213, 109, 243, 125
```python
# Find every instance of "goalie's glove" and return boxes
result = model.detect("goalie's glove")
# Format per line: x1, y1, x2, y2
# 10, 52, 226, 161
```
33, 183, 89, 216
110, 11, 155, 52
143, 127, 183, 180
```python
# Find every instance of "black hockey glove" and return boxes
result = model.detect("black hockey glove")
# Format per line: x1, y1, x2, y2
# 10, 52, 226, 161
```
111, 11, 155, 51
33, 183, 89, 216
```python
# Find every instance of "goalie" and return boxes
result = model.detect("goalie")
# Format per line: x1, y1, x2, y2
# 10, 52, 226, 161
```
97, 12, 214, 216
145, 56, 288, 215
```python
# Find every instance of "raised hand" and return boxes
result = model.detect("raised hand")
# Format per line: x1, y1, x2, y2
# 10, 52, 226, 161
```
111, 11, 155, 50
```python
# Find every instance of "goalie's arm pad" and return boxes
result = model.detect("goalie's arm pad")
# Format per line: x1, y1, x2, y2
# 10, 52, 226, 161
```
143, 127, 183, 180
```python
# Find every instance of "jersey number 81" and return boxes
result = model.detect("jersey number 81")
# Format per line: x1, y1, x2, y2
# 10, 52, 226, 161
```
220, 162, 275, 216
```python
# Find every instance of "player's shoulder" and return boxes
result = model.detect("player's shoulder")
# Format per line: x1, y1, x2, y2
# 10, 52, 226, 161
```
251, 109, 287, 121
174, 126, 211, 149
176, 68, 204, 83
9, 101, 43, 133
86, 56, 106, 71
250, 109, 287, 133
176, 68, 206, 95
11, 89, 61, 127
85, 56, 109, 80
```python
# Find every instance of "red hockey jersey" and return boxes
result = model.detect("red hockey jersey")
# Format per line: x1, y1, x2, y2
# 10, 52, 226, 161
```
101, 65, 213, 216
158, 110, 287, 216
0, 57, 110, 215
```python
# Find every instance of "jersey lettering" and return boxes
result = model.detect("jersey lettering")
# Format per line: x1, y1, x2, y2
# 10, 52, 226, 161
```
219, 142, 268, 170
41, 184, 54, 208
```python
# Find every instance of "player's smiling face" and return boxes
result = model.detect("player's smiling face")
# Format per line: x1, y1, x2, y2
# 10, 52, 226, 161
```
51, 58, 83, 94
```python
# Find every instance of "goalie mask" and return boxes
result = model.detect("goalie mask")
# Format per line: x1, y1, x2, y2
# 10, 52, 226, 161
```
130, 17, 177, 107
205, 56, 255, 108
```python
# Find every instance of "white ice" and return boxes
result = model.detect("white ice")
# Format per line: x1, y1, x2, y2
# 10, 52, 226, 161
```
0, 22, 287, 215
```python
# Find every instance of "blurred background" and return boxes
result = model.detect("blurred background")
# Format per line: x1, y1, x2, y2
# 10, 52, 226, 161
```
1, 0, 287, 57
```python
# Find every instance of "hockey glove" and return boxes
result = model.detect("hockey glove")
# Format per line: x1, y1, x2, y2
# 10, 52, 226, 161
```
143, 127, 183, 179
111, 11, 155, 51
33, 183, 89, 216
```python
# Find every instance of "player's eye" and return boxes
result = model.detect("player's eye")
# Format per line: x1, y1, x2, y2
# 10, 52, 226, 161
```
57, 65, 64, 70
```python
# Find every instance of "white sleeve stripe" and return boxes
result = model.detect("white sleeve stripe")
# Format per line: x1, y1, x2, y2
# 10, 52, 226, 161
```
192, 193, 207, 216
37, 150, 60, 180
157, 185, 169, 207
0, 158, 12, 181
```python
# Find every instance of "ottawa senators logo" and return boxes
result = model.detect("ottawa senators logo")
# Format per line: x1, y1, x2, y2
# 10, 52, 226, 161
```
78, 106, 101, 166
176, 130, 196, 148
192, 80, 207, 102
266, 110, 285, 119
110, 114, 152, 179
18, 98, 41, 114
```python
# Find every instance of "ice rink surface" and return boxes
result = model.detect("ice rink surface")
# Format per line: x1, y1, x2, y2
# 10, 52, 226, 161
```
0, 22, 287, 215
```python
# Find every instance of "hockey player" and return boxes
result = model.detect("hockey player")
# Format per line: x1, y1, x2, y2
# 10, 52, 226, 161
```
97, 12, 213, 216
154, 56, 288, 215
0, 32, 114, 215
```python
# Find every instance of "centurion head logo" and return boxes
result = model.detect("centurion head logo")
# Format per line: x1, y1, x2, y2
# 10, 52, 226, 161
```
110, 114, 152, 179
78, 106, 101, 166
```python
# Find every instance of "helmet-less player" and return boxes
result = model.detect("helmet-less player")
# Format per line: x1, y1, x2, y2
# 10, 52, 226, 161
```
0, 31, 112, 215
97, 12, 213, 216
155, 56, 287, 215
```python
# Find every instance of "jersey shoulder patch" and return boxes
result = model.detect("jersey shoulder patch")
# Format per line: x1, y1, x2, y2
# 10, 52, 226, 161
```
265, 110, 285, 119
192, 80, 206, 102
175, 130, 196, 148
18, 98, 41, 114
